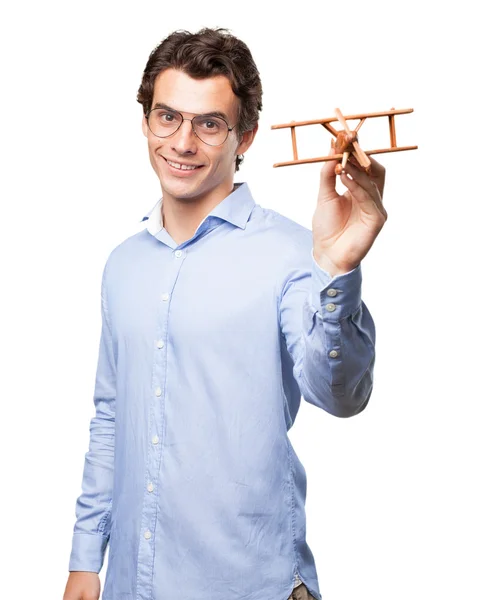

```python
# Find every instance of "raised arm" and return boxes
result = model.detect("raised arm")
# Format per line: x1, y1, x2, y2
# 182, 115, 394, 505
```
279, 252, 375, 417
279, 151, 385, 417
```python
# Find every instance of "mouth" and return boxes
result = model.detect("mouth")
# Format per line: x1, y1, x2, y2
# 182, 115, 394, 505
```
162, 156, 204, 175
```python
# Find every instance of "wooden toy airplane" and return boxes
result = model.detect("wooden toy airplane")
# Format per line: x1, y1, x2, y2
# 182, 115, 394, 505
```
271, 108, 417, 172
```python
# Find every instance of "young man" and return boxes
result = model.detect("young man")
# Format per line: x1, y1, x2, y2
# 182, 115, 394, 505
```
63, 28, 386, 600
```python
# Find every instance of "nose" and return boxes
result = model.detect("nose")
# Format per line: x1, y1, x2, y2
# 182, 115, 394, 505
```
170, 119, 198, 155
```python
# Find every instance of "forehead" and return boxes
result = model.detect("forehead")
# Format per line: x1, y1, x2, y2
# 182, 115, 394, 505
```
152, 68, 238, 117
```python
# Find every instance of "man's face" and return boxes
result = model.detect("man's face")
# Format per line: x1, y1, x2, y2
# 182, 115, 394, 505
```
142, 68, 257, 204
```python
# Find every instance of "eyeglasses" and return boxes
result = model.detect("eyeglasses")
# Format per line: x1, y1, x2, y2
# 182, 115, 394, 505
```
146, 107, 237, 146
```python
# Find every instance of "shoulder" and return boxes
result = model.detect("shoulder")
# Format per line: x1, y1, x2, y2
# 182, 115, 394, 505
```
102, 229, 151, 280
252, 204, 313, 259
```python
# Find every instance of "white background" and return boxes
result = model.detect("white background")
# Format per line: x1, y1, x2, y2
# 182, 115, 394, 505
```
1, 1, 477, 599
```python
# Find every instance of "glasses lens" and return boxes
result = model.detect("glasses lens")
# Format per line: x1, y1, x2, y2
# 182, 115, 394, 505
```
147, 109, 182, 137
192, 115, 229, 145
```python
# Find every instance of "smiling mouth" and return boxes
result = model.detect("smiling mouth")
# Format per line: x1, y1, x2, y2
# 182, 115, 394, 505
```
163, 157, 203, 171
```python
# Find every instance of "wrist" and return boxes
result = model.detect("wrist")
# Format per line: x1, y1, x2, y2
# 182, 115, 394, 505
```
313, 250, 356, 278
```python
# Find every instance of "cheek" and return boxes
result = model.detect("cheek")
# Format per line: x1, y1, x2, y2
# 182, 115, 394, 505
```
211, 145, 237, 169
148, 139, 161, 155
146, 132, 163, 152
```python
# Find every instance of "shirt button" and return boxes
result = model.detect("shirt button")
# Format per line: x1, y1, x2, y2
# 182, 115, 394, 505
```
326, 303, 337, 312
152, 435, 159, 445
327, 289, 338, 297
329, 350, 339, 358
156, 340, 165, 349
144, 529, 152, 540
155, 387, 162, 397
174, 250, 182, 258
147, 482, 154, 492
161, 293, 169, 301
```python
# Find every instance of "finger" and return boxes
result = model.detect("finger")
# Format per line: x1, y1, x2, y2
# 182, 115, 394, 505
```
348, 153, 362, 169
344, 160, 379, 192
340, 168, 387, 220
366, 155, 386, 196
319, 144, 339, 198
346, 153, 386, 194
344, 161, 385, 210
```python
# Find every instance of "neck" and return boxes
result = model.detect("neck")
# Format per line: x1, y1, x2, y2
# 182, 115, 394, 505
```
161, 183, 236, 245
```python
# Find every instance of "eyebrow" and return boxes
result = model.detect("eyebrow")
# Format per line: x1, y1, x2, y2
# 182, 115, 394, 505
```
151, 102, 230, 122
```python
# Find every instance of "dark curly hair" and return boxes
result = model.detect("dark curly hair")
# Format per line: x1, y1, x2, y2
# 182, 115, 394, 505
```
137, 27, 263, 172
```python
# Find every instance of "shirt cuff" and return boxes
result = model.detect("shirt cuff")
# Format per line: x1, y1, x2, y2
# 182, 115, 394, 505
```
311, 248, 362, 320
68, 532, 109, 573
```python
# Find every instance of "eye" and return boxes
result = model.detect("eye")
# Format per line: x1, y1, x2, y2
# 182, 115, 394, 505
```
157, 110, 180, 125
196, 117, 222, 132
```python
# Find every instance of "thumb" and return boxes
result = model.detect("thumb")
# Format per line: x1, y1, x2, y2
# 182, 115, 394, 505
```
319, 141, 338, 197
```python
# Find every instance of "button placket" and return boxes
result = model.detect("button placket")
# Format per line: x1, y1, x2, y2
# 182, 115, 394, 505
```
138, 249, 189, 597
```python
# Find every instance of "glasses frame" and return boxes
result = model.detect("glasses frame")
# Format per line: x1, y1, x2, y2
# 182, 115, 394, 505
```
145, 107, 237, 147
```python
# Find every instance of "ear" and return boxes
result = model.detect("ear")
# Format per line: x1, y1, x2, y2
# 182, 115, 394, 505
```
142, 115, 148, 138
236, 123, 259, 156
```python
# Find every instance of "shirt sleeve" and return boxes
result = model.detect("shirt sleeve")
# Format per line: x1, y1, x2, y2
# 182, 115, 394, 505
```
68, 260, 116, 572
279, 247, 376, 418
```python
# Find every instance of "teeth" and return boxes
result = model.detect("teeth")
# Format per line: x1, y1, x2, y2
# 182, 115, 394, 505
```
167, 160, 198, 171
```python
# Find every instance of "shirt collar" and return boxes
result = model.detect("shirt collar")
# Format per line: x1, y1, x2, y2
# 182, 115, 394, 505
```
139, 182, 256, 236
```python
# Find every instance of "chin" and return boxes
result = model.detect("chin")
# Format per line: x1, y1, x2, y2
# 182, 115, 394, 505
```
156, 165, 204, 197
161, 180, 208, 202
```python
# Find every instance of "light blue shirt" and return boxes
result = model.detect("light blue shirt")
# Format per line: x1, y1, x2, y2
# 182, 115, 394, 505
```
69, 182, 376, 600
